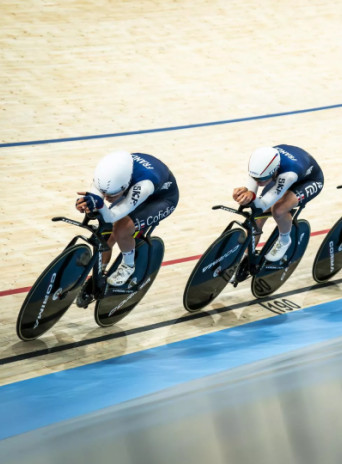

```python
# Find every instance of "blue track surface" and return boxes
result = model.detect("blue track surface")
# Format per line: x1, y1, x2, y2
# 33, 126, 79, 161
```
1, 298, 342, 440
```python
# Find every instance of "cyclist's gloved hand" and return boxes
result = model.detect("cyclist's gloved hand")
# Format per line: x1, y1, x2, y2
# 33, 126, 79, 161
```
84, 192, 104, 211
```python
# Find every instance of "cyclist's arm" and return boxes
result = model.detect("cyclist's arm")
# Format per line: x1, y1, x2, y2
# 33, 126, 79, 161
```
233, 177, 259, 205
254, 171, 298, 211
98, 180, 155, 223
246, 177, 259, 194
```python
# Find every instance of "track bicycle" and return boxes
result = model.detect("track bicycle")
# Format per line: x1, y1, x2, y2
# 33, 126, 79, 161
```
183, 203, 310, 312
312, 185, 342, 283
16, 213, 164, 341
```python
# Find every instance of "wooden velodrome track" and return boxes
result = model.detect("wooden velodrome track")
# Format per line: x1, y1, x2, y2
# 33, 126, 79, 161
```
1, 0, 342, 387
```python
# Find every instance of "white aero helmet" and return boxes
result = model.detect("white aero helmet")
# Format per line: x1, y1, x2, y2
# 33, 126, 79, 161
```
93, 150, 133, 195
248, 146, 280, 181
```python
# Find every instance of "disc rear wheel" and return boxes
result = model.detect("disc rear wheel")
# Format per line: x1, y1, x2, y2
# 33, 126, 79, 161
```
252, 220, 310, 298
94, 237, 164, 327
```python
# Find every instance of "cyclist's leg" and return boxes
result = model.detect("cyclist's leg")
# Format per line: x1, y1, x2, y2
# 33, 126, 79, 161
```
106, 217, 136, 286
108, 186, 179, 286
266, 176, 324, 261
272, 192, 299, 232
255, 216, 269, 247
264, 191, 299, 261
101, 219, 136, 274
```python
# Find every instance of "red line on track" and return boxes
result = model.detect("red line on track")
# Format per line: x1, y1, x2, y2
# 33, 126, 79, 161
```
0, 287, 32, 298
0, 228, 330, 298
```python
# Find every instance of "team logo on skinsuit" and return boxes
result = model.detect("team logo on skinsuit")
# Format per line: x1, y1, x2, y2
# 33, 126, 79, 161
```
132, 154, 154, 169
134, 206, 175, 230
131, 185, 141, 206
277, 147, 297, 161
295, 190, 305, 203
305, 166, 313, 176
305, 182, 323, 197
147, 206, 175, 226
134, 218, 145, 231
161, 182, 172, 190
276, 178, 286, 195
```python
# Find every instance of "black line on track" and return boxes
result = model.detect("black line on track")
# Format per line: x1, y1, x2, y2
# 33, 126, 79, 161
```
1, 278, 341, 365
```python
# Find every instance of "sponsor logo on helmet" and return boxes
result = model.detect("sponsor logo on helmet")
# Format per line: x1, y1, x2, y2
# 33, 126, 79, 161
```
250, 170, 259, 177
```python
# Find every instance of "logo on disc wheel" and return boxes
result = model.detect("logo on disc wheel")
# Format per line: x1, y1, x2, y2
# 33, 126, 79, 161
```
213, 266, 221, 277
52, 288, 63, 300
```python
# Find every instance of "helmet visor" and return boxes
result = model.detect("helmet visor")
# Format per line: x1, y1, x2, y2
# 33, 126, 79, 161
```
251, 173, 274, 182
101, 187, 125, 196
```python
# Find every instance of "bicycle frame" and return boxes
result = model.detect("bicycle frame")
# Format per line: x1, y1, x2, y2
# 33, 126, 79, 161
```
213, 204, 304, 278
51, 214, 111, 298
54, 213, 160, 299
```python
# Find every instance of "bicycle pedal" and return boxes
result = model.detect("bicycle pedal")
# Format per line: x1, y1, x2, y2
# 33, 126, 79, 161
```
76, 292, 94, 308
235, 269, 250, 283
224, 266, 237, 282
235, 257, 250, 283
127, 277, 138, 289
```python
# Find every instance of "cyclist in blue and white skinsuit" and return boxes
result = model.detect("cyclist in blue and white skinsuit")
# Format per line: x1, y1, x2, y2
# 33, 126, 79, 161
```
76, 150, 179, 286
233, 144, 324, 261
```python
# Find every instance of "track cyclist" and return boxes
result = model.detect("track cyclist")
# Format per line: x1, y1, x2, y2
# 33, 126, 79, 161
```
76, 150, 179, 291
233, 144, 324, 262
